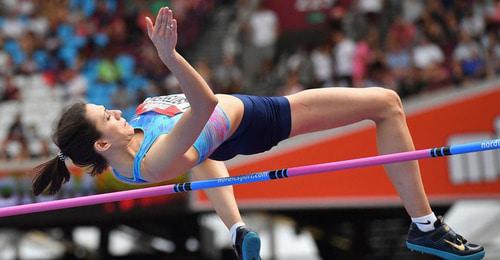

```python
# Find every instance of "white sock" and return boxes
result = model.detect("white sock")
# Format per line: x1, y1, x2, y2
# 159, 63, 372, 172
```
411, 212, 438, 232
230, 222, 246, 245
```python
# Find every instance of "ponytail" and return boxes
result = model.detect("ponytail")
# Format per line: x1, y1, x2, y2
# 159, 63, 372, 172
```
32, 156, 70, 196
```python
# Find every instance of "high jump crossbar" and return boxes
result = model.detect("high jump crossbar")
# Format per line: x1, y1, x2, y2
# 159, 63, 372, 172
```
0, 139, 499, 218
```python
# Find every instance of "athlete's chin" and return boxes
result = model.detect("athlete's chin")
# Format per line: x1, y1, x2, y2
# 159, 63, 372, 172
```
127, 125, 135, 135
123, 122, 132, 131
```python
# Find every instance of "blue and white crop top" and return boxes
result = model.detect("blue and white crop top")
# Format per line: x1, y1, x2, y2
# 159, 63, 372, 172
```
112, 94, 231, 184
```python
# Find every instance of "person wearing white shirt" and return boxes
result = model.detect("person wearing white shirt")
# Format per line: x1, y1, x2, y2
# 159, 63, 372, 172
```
333, 30, 355, 86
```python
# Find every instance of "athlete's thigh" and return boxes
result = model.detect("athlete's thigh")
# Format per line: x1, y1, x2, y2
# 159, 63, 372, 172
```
285, 87, 399, 137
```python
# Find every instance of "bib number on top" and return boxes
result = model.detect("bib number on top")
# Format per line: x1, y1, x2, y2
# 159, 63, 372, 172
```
136, 94, 191, 116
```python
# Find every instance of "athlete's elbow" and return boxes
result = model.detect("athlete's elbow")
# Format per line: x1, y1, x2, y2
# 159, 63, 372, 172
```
200, 96, 218, 114
208, 95, 219, 108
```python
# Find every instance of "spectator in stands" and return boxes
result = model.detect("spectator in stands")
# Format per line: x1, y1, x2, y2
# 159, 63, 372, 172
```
61, 67, 88, 101
25, 125, 50, 159
97, 55, 121, 84
412, 34, 449, 89
1, 75, 20, 102
418, 4, 449, 47
486, 0, 500, 28
0, 36, 11, 76
388, 15, 417, 50
363, 59, 394, 90
310, 42, 334, 87
27, 5, 50, 38
385, 35, 415, 95
0, 113, 29, 161
242, 1, 279, 88
252, 55, 281, 96
174, 0, 214, 50
441, 9, 461, 57
213, 54, 243, 94
332, 29, 355, 87
340, 0, 369, 42
482, 29, 500, 78
452, 31, 486, 83
18, 32, 39, 74
277, 71, 304, 96
402, 0, 424, 23
352, 33, 374, 88
285, 46, 314, 88
111, 84, 132, 113
357, 0, 383, 25
1, 9, 27, 39
460, 8, 486, 40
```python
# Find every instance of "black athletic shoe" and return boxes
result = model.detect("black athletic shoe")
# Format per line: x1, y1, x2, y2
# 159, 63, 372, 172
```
233, 226, 261, 260
406, 216, 485, 259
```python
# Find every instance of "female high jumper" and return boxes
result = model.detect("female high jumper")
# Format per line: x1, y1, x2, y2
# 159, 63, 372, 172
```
32, 7, 484, 260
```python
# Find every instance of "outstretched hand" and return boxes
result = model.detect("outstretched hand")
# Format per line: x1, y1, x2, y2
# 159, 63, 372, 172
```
145, 7, 178, 63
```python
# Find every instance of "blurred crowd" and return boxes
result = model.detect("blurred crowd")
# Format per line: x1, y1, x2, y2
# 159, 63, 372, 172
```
241, 0, 500, 97
0, 0, 499, 161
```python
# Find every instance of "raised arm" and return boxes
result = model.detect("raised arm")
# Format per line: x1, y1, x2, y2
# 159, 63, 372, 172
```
145, 7, 218, 113
143, 7, 218, 178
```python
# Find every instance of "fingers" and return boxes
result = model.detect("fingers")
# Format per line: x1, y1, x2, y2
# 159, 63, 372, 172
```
145, 17, 153, 39
166, 7, 173, 25
170, 18, 177, 33
154, 7, 163, 34
148, 7, 175, 37
157, 7, 166, 33
163, 8, 175, 33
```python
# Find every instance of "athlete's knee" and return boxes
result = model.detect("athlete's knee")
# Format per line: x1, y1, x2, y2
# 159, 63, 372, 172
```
381, 88, 403, 113
368, 87, 404, 122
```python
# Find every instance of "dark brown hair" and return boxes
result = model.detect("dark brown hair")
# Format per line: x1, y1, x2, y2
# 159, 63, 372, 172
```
32, 102, 108, 195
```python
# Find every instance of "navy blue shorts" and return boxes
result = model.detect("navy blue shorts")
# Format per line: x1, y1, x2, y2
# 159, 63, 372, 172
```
209, 95, 292, 161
